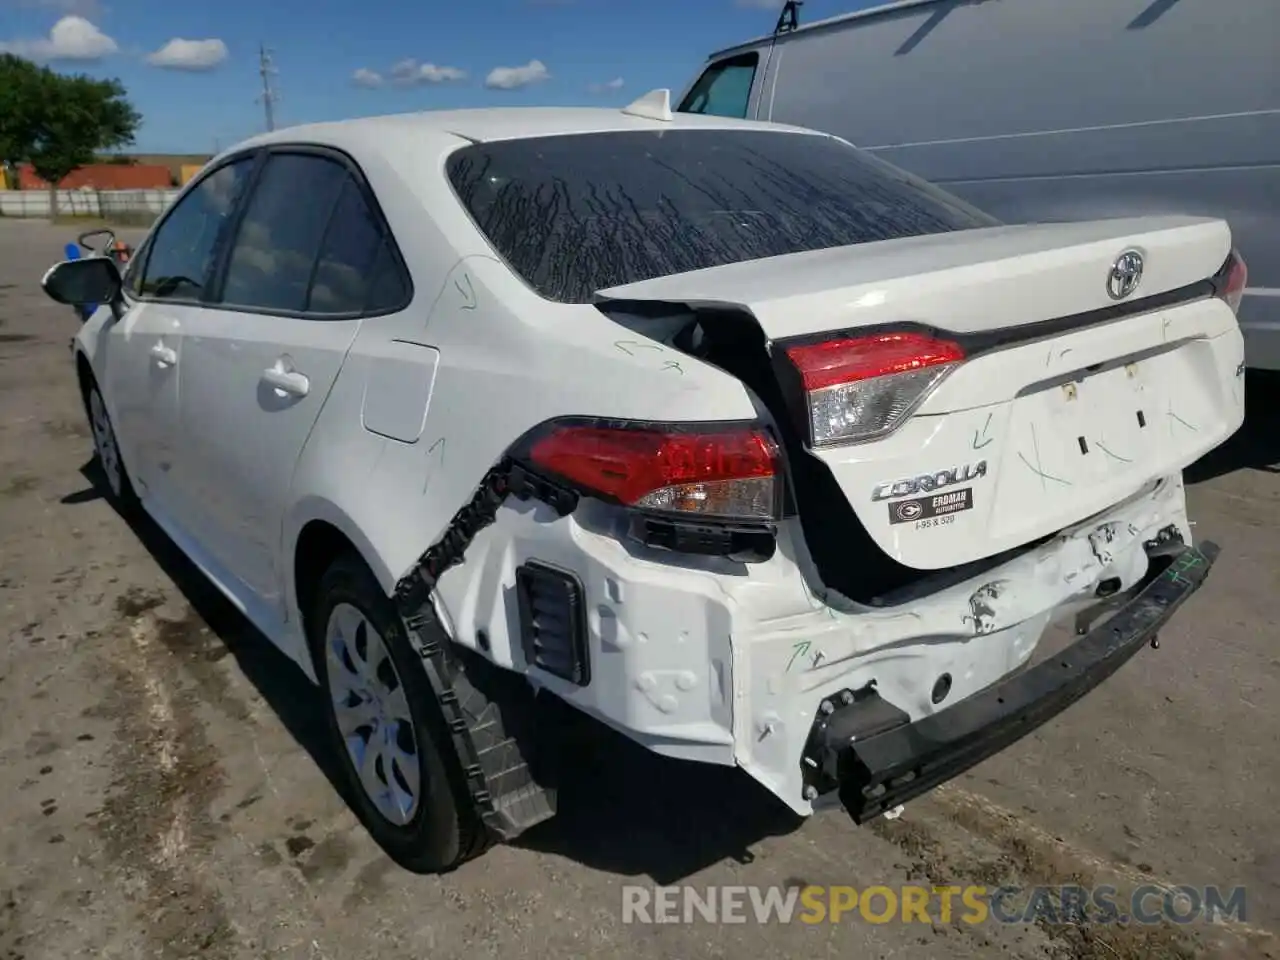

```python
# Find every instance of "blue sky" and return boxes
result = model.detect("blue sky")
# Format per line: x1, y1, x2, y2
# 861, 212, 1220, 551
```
0, 0, 871, 154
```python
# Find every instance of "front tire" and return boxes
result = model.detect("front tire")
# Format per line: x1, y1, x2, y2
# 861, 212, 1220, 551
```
85, 380, 139, 513
310, 553, 485, 873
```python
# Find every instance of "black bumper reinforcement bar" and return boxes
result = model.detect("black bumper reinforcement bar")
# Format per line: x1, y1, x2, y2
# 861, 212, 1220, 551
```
809, 537, 1220, 823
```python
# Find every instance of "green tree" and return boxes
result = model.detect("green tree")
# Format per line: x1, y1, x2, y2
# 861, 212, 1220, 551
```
28, 70, 141, 216
0, 54, 48, 188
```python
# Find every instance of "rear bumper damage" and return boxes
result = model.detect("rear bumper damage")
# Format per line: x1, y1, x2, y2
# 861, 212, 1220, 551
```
410, 466, 1213, 834
804, 535, 1219, 822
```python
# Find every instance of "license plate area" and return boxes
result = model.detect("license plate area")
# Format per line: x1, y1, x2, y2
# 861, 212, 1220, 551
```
1039, 361, 1158, 484
989, 350, 1208, 542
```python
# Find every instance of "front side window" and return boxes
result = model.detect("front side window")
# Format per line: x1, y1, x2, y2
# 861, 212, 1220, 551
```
677, 53, 758, 119
220, 153, 348, 313
447, 129, 999, 304
140, 157, 254, 301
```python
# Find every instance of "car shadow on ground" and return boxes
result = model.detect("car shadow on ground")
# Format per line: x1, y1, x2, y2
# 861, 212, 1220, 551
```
1185, 370, 1280, 485
513, 705, 804, 883
65, 460, 352, 799
64, 459, 804, 884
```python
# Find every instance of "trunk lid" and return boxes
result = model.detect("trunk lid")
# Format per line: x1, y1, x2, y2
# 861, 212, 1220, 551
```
597, 216, 1246, 570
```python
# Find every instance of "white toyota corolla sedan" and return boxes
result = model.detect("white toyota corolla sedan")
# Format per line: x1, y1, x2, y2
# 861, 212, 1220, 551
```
41, 91, 1246, 873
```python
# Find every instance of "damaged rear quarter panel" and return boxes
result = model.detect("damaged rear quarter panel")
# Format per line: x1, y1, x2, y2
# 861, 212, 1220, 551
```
282, 253, 761, 664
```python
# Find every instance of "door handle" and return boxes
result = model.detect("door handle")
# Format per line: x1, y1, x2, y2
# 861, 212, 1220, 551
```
261, 367, 310, 398
150, 342, 177, 367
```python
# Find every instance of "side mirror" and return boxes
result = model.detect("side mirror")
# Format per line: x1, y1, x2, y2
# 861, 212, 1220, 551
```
41, 257, 123, 312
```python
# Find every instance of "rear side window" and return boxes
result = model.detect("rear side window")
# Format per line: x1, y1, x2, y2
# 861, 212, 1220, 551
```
140, 157, 254, 301
678, 53, 758, 119
307, 179, 408, 315
447, 129, 998, 304
220, 153, 348, 313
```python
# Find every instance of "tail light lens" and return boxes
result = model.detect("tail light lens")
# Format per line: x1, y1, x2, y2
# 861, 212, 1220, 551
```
529, 423, 781, 521
1216, 250, 1248, 314
784, 332, 965, 446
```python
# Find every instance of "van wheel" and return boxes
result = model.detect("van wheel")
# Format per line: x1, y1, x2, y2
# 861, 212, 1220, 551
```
85, 381, 139, 513
311, 553, 486, 872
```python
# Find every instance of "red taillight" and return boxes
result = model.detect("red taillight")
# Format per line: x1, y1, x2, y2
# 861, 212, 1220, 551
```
529, 424, 780, 520
783, 332, 966, 446
785, 332, 965, 391
1217, 250, 1248, 314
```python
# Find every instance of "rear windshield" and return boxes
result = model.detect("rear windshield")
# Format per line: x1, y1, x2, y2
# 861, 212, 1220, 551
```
445, 129, 997, 304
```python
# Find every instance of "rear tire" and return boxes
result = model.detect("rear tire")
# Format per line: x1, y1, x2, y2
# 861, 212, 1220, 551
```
84, 379, 140, 514
310, 553, 487, 873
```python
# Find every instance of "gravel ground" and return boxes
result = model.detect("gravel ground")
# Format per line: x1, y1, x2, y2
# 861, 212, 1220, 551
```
1, 218, 1277, 960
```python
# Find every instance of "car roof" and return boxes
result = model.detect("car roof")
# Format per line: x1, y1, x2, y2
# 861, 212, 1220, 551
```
226, 103, 823, 159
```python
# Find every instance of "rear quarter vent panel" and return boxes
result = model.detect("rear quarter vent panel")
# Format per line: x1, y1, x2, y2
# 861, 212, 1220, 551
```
515, 560, 591, 686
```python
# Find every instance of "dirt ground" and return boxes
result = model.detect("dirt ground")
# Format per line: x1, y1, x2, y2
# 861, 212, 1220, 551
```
1, 218, 1277, 960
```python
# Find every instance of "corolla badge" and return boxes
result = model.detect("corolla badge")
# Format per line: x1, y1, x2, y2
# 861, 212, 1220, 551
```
871, 461, 988, 502
1106, 249, 1144, 301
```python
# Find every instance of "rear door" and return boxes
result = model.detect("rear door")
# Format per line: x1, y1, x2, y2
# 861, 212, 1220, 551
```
173, 148, 412, 615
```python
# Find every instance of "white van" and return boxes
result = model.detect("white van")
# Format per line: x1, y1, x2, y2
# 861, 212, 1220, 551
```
676, 0, 1280, 370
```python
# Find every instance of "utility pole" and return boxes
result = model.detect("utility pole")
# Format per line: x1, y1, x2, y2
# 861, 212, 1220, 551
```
257, 44, 278, 132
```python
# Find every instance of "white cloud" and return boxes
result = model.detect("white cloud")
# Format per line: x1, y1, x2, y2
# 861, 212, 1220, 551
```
388, 58, 466, 85
0, 15, 117, 60
588, 76, 624, 94
146, 37, 228, 70
352, 67, 383, 88
484, 59, 550, 90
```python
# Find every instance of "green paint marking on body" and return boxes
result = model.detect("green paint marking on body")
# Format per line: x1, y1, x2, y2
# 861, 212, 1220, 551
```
972, 412, 994, 450
787, 641, 811, 673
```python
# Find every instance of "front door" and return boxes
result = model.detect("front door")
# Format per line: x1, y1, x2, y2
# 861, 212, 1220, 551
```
104, 156, 258, 521
102, 297, 183, 512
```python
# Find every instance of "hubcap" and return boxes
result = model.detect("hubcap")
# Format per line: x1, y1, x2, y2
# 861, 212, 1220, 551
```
88, 389, 122, 498
325, 603, 421, 826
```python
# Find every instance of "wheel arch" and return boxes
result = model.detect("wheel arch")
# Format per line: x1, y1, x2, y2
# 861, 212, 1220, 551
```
287, 498, 399, 669
74, 348, 97, 418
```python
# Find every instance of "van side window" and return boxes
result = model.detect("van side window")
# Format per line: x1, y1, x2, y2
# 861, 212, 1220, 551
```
677, 53, 759, 119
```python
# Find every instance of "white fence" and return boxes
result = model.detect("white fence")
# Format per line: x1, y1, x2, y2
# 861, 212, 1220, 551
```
0, 188, 180, 222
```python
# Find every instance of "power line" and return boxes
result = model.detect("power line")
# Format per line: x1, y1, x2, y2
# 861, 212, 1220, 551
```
257, 44, 279, 133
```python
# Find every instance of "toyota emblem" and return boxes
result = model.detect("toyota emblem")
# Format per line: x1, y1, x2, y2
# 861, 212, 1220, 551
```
1107, 249, 1144, 301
